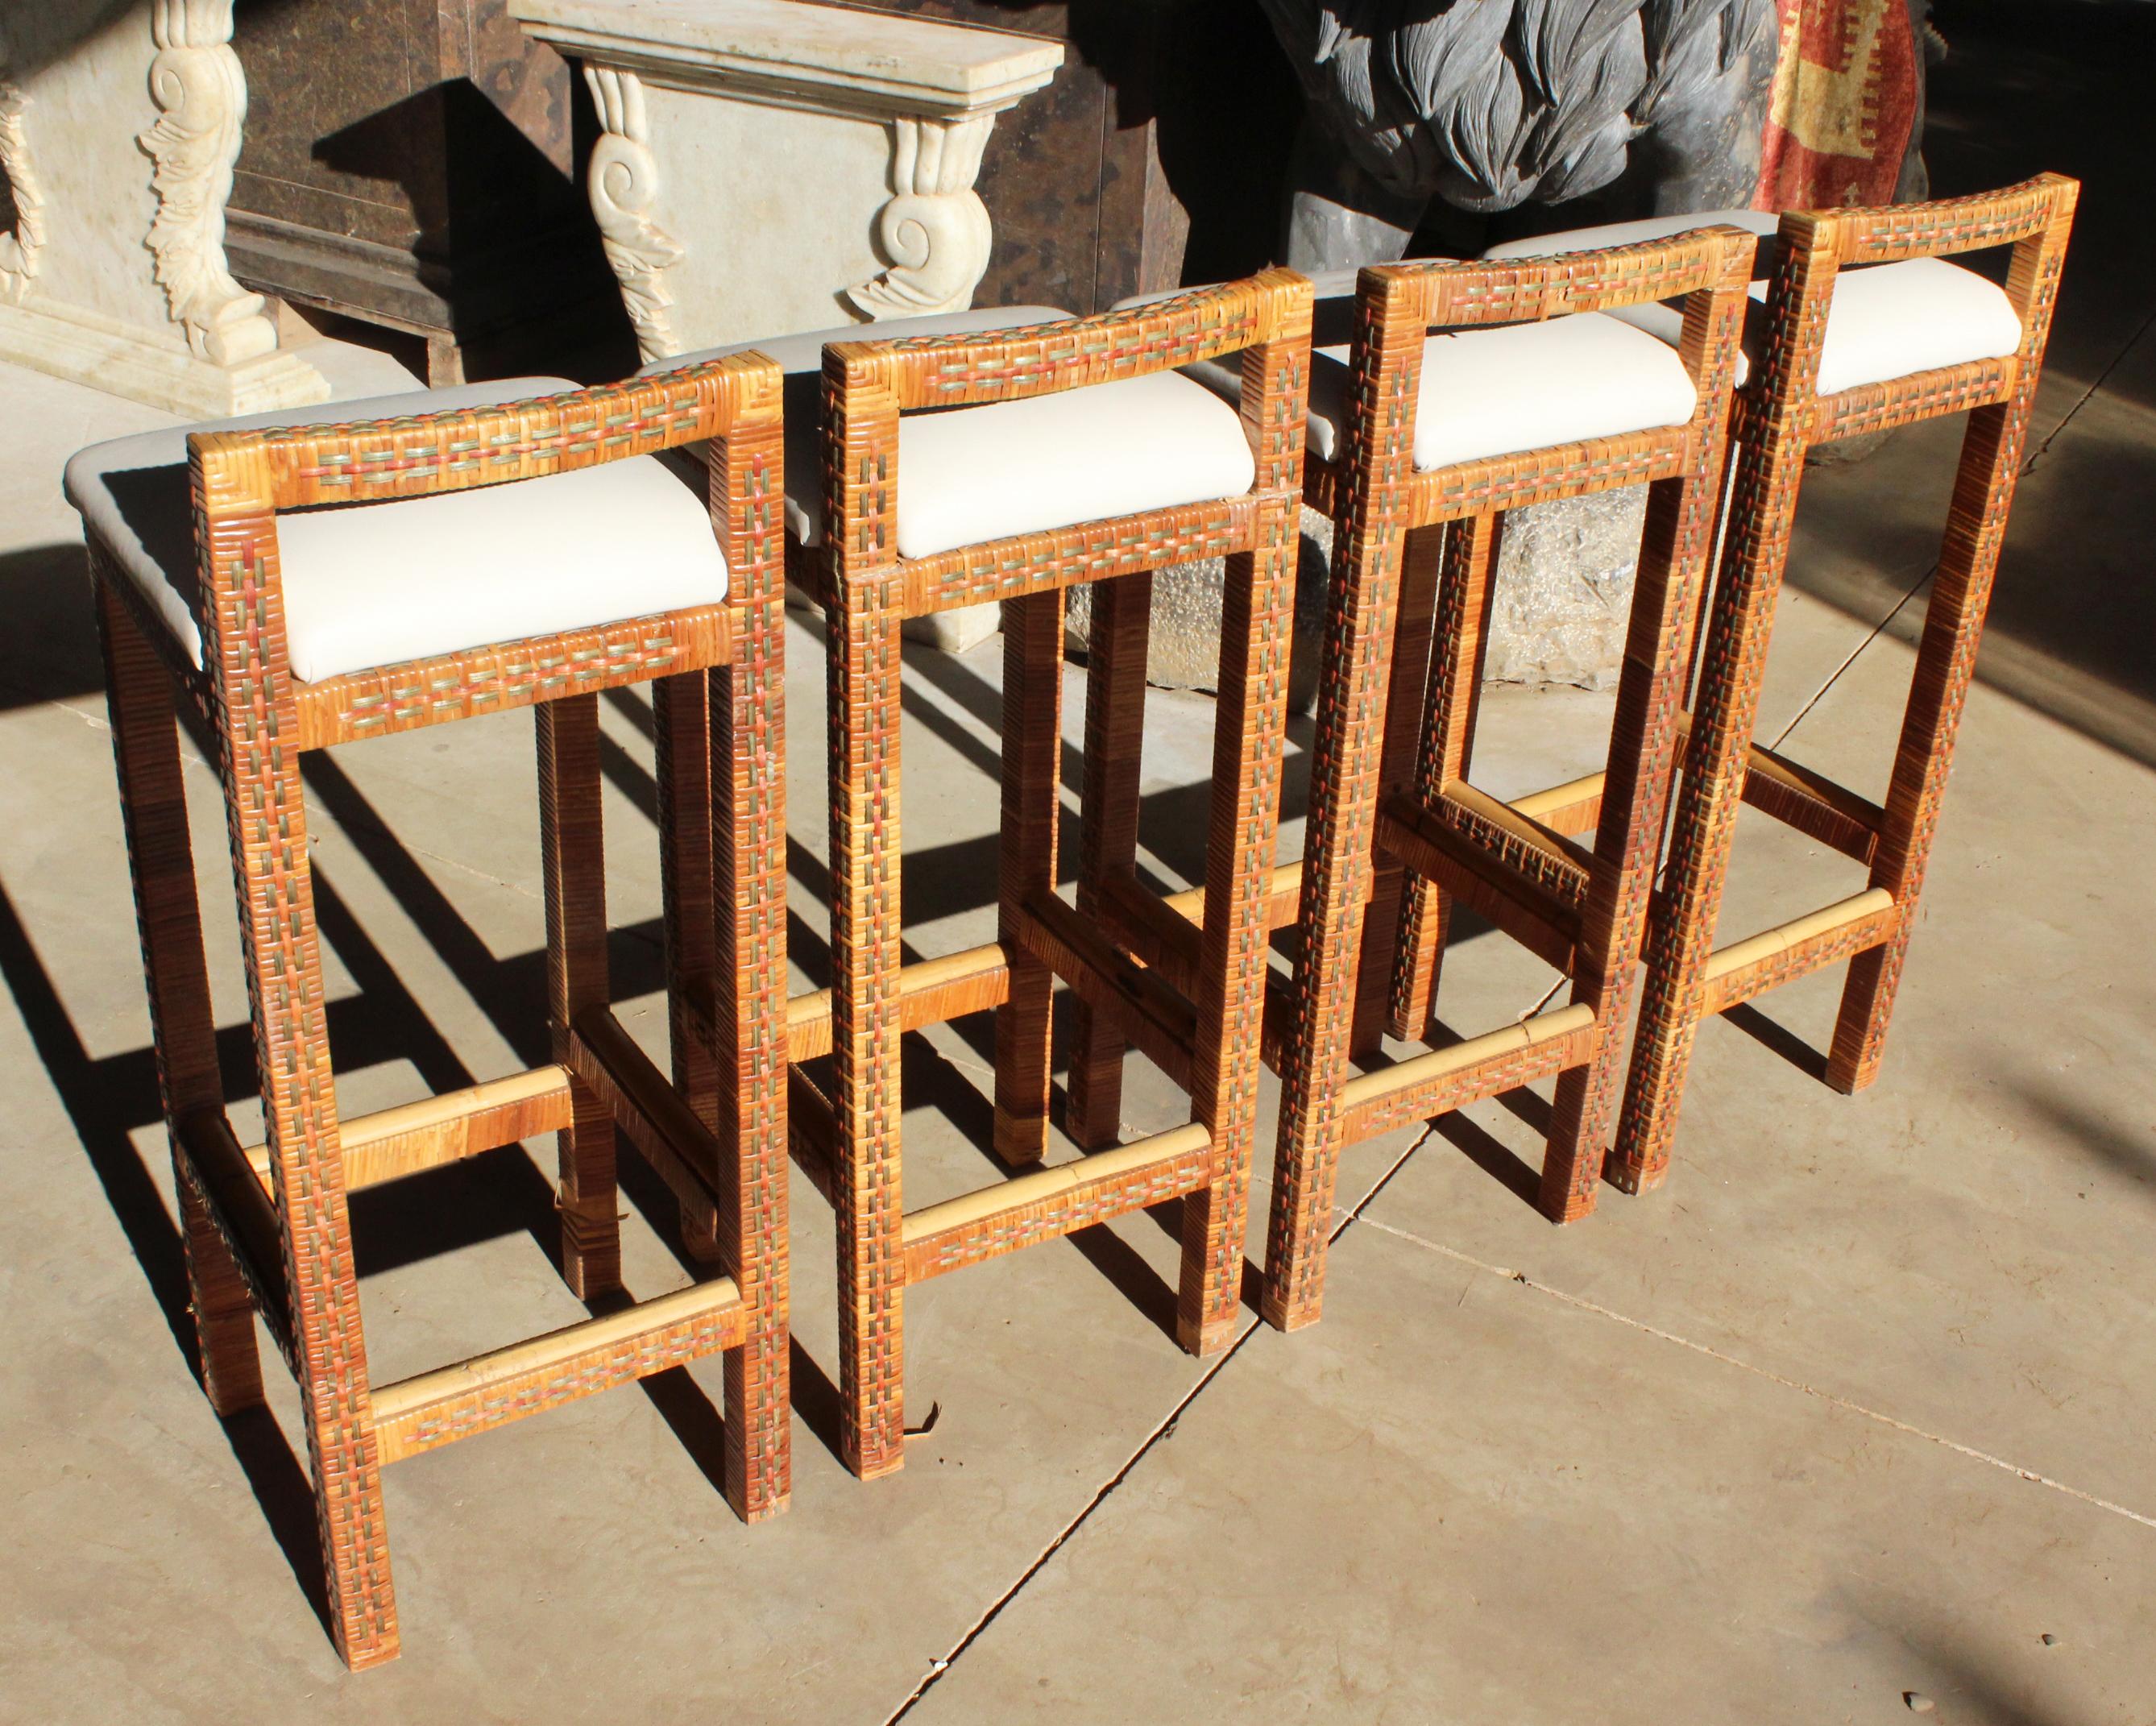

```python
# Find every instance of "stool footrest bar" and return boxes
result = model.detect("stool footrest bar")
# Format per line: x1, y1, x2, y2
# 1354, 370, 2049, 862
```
1731, 739, 1883, 865
1379, 795, 1582, 974
1339, 1004, 1598, 1143
1159, 860, 1307, 937
1699, 889, 1897, 1016
1012, 894, 1196, 1089
1097, 873, 1296, 1068
369, 1275, 746, 1463
901, 1124, 1215, 1284
786, 943, 1011, 1064
242, 1067, 576, 1194
1507, 773, 1605, 837
567, 1009, 723, 1240
1434, 780, 1595, 907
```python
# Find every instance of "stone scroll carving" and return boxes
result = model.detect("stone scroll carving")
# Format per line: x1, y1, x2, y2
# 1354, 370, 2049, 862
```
584, 65, 685, 363
136, 0, 278, 367
0, 80, 45, 303
846, 114, 997, 321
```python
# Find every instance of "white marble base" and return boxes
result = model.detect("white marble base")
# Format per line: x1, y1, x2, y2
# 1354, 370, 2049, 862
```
0, 294, 330, 418
902, 601, 999, 654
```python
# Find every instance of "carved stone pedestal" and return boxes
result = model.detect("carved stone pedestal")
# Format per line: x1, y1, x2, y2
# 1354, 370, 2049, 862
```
511, 0, 1062, 651
511, 0, 1063, 362
0, 2, 326, 416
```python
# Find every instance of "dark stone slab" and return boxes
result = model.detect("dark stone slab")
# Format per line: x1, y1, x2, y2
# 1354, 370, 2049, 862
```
226, 0, 624, 380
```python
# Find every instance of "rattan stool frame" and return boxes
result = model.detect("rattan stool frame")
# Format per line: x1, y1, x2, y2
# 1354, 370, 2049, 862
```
1606, 174, 2079, 1193
1257, 232, 1755, 1326
794, 272, 1312, 1480
88, 356, 791, 1669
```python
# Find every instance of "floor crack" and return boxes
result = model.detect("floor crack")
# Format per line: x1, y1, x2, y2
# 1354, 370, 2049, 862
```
880, 1123, 1442, 1723
2019, 304, 2156, 476
1354, 1212, 2156, 1533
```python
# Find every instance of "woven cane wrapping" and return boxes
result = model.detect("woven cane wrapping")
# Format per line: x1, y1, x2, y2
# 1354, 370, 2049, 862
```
1614, 173, 2079, 1189
85, 352, 794, 1667
1267, 228, 1753, 1325
819, 272, 1312, 1472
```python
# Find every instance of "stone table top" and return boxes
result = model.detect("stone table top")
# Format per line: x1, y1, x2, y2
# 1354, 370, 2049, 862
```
508, 0, 1064, 115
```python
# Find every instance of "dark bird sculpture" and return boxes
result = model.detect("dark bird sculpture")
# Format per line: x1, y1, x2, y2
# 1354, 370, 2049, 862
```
1261, 0, 1783, 264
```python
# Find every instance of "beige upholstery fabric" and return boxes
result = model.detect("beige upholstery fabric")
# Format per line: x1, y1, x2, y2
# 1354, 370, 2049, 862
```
1486, 215, 2024, 394
639, 305, 1075, 547
66, 378, 736, 682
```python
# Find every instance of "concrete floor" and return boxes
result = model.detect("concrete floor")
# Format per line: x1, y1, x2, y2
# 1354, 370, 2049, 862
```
5, 16, 2156, 1719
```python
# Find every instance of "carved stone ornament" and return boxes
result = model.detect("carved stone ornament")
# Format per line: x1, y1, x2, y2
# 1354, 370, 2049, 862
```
136, 0, 279, 366
584, 64, 685, 363
1262, 0, 1781, 230
0, 79, 45, 303
846, 113, 997, 321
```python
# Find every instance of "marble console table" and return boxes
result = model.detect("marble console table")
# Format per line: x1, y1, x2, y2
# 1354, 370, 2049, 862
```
0, 2, 326, 416
510, 0, 1063, 363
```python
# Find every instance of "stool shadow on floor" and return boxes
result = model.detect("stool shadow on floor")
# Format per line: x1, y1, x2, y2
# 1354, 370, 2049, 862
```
0, 874, 331, 1635
0, 545, 103, 712
1720, 1000, 1833, 1084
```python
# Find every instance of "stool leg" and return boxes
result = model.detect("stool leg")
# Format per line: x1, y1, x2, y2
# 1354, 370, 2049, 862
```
993, 589, 1065, 1167
1349, 522, 1443, 1060
1613, 426, 1798, 1192
1390, 513, 1502, 1043
1182, 538, 1293, 1354
1540, 463, 1722, 1222
830, 580, 908, 1479
537, 694, 622, 1298
1263, 505, 1404, 1332
653, 671, 724, 1259
95, 579, 262, 1413
1829, 399, 2026, 1093
209, 595, 397, 1666
712, 608, 794, 1517
1066, 570, 1151, 1150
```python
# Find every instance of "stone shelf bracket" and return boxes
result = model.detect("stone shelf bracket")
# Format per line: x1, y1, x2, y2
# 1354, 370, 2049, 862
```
846, 111, 996, 320
511, 0, 1063, 362
583, 64, 684, 361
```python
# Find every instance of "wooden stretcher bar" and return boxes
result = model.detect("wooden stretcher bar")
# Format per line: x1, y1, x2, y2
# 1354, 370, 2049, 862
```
1698, 889, 1897, 1017
901, 1123, 1215, 1284
368, 1273, 747, 1464
567, 1009, 724, 1242
242, 1066, 576, 1194
785, 942, 1012, 1064
179, 1110, 294, 1364
1378, 794, 1583, 974
1010, 892, 1196, 1089
1338, 1004, 1598, 1143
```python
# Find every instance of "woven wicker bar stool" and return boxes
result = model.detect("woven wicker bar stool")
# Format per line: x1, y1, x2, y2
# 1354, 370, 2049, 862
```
798, 273, 1311, 1479
1485, 173, 2079, 1193
64, 359, 790, 1668
1258, 231, 1754, 1326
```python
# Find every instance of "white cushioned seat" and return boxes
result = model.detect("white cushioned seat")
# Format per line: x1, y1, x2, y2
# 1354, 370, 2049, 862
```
889, 369, 1257, 558
639, 304, 1076, 548
1122, 272, 1695, 470
64, 377, 734, 683
1485, 211, 2024, 395
1308, 313, 1699, 471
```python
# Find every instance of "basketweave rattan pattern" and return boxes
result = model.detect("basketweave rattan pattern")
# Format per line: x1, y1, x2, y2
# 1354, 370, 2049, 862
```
87, 355, 793, 1670
808, 272, 1311, 1480
1251, 230, 1755, 1330
1612, 173, 2079, 1196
